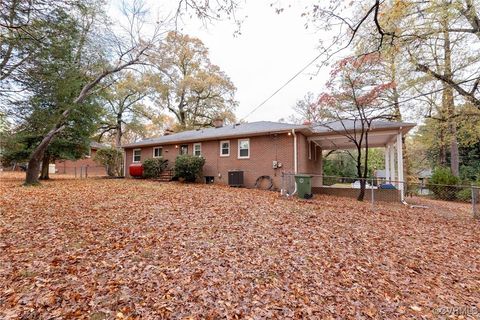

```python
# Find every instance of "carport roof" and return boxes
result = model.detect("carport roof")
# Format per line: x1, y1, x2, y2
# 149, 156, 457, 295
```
310, 120, 416, 134
308, 120, 416, 149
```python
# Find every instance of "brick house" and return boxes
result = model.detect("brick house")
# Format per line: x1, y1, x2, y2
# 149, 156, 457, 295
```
122, 120, 415, 199
55, 142, 108, 176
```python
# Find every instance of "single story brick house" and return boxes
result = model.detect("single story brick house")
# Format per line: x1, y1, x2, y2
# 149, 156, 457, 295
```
55, 142, 108, 176
122, 119, 415, 200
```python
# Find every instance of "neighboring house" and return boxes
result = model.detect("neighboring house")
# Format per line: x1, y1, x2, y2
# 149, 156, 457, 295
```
122, 119, 415, 200
54, 142, 108, 176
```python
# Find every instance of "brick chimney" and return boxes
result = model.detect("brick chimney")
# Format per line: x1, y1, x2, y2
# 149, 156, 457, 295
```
164, 128, 174, 136
213, 118, 224, 128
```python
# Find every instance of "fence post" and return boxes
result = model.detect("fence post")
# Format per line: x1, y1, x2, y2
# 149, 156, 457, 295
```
85, 166, 88, 179
473, 184, 479, 219
371, 177, 374, 210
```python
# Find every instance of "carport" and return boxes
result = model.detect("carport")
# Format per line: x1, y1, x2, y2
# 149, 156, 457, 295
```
305, 120, 416, 201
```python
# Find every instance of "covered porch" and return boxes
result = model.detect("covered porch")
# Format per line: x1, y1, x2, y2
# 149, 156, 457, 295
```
299, 121, 415, 202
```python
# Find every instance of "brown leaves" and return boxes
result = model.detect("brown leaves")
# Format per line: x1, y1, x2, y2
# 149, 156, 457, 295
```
0, 172, 479, 319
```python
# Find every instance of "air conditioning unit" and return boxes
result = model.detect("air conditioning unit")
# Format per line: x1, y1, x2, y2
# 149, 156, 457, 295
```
228, 170, 244, 187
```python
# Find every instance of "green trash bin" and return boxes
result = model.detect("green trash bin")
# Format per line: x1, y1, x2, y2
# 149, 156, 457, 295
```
295, 174, 312, 199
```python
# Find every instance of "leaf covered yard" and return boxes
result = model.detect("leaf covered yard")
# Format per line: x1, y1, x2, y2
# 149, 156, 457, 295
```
0, 173, 479, 319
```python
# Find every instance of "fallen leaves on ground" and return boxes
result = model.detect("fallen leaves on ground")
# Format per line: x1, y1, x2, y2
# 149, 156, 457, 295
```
0, 172, 479, 319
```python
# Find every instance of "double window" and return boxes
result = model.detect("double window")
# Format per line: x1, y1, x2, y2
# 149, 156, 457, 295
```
238, 138, 250, 159
153, 147, 162, 158
193, 143, 202, 156
133, 149, 141, 162
220, 140, 230, 157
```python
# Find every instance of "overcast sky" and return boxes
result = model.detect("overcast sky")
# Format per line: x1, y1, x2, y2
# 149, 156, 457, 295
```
110, 1, 343, 123
177, 1, 331, 123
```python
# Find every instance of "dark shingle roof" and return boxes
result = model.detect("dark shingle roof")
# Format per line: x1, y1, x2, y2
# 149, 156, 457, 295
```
121, 120, 416, 148
122, 121, 307, 148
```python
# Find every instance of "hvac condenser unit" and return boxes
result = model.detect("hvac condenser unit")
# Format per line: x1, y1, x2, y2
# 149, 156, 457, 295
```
228, 170, 244, 187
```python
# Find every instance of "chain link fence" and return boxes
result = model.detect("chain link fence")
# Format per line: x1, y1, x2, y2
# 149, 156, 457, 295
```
56, 165, 108, 178
281, 173, 480, 218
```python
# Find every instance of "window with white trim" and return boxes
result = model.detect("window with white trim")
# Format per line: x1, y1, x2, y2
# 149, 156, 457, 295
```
133, 149, 141, 162
220, 140, 230, 157
238, 139, 250, 159
153, 147, 163, 158
193, 143, 202, 156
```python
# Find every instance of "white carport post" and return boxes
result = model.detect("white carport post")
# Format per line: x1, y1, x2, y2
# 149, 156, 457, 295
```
389, 143, 396, 185
396, 131, 405, 201
385, 145, 390, 183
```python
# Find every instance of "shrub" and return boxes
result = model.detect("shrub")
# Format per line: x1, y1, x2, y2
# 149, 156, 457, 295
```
93, 147, 123, 177
142, 157, 168, 178
456, 188, 472, 202
174, 155, 205, 182
427, 167, 460, 200
457, 180, 480, 202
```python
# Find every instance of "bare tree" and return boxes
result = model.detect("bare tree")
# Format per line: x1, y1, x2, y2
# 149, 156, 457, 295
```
303, 0, 480, 109
98, 72, 152, 147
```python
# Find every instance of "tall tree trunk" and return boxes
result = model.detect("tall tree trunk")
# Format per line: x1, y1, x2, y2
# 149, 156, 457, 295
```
179, 109, 186, 128
358, 131, 370, 202
449, 127, 460, 175
439, 128, 448, 165
357, 148, 366, 201
25, 122, 64, 185
356, 134, 367, 201
25, 154, 43, 185
39, 153, 50, 180
442, 24, 460, 176
115, 113, 123, 148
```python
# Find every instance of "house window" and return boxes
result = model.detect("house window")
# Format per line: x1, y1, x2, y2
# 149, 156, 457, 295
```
180, 144, 188, 155
153, 147, 163, 158
238, 138, 250, 159
133, 149, 141, 162
220, 140, 230, 157
193, 143, 201, 156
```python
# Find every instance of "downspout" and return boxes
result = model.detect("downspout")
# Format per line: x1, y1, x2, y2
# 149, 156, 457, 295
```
290, 129, 298, 196
292, 129, 298, 174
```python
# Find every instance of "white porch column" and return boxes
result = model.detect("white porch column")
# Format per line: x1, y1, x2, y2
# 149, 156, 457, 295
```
385, 145, 390, 183
396, 132, 405, 201
389, 143, 396, 185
